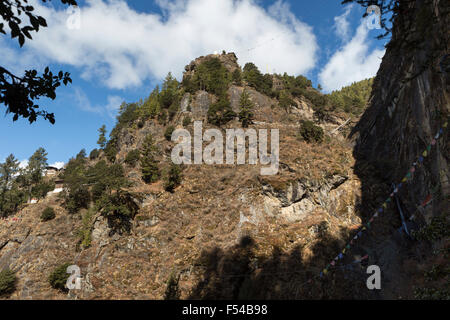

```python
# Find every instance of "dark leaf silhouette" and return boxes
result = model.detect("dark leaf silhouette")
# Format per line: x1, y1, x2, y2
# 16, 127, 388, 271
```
0, 0, 77, 124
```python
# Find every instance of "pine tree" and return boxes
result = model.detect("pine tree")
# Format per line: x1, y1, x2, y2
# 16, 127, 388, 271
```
232, 68, 242, 86
207, 95, 236, 126
140, 134, 160, 183
97, 125, 107, 149
28, 148, 48, 185
238, 89, 254, 128
0, 154, 19, 189
0, 154, 20, 216
141, 86, 161, 119
164, 163, 182, 192
160, 72, 180, 109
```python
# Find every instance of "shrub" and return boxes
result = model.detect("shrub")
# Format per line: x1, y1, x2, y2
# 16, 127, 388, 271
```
104, 142, 117, 163
413, 215, 449, 241
232, 68, 242, 85
48, 263, 71, 291
116, 102, 140, 128
91, 181, 106, 203
167, 103, 179, 120
65, 185, 90, 214
242, 63, 272, 95
164, 125, 175, 141
327, 78, 373, 116
31, 181, 55, 199
164, 271, 180, 300
190, 57, 231, 96
78, 208, 94, 249
164, 163, 182, 192
207, 95, 236, 126
89, 148, 100, 160
125, 150, 141, 167
41, 207, 56, 221
314, 106, 332, 123
300, 88, 327, 108
278, 90, 296, 111
96, 190, 140, 234
299, 120, 324, 143
182, 116, 191, 127
158, 110, 168, 124
0, 268, 16, 297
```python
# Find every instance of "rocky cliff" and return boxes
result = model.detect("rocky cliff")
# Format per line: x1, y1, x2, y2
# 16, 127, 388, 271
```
0, 51, 374, 299
1, 0, 448, 299
350, 0, 449, 298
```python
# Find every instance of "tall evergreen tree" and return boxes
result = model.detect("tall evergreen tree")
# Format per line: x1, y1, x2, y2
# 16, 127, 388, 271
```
28, 148, 48, 185
238, 89, 254, 128
0, 154, 20, 216
232, 68, 242, 86
207, 95, 236, 127
141, 86, 161, 119
97, 125, 107, 149
140, 134, 160, 183
159, 72, 180, 109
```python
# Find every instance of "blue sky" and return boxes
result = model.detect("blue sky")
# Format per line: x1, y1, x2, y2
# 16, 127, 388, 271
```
0, 0, 387, 167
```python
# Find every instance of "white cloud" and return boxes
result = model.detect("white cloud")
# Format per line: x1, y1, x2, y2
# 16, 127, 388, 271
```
49, 162, 65, 169
333, 4, 353, 41
73, 87, 123, 118
319, 21, 385, 93
19, 160, 29, 169
3, 0, 318, 89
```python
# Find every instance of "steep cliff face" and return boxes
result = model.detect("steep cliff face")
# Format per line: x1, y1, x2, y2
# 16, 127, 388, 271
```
350, 0, 449, 298
352, 0, 449, 204
0, 52, 375, 299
